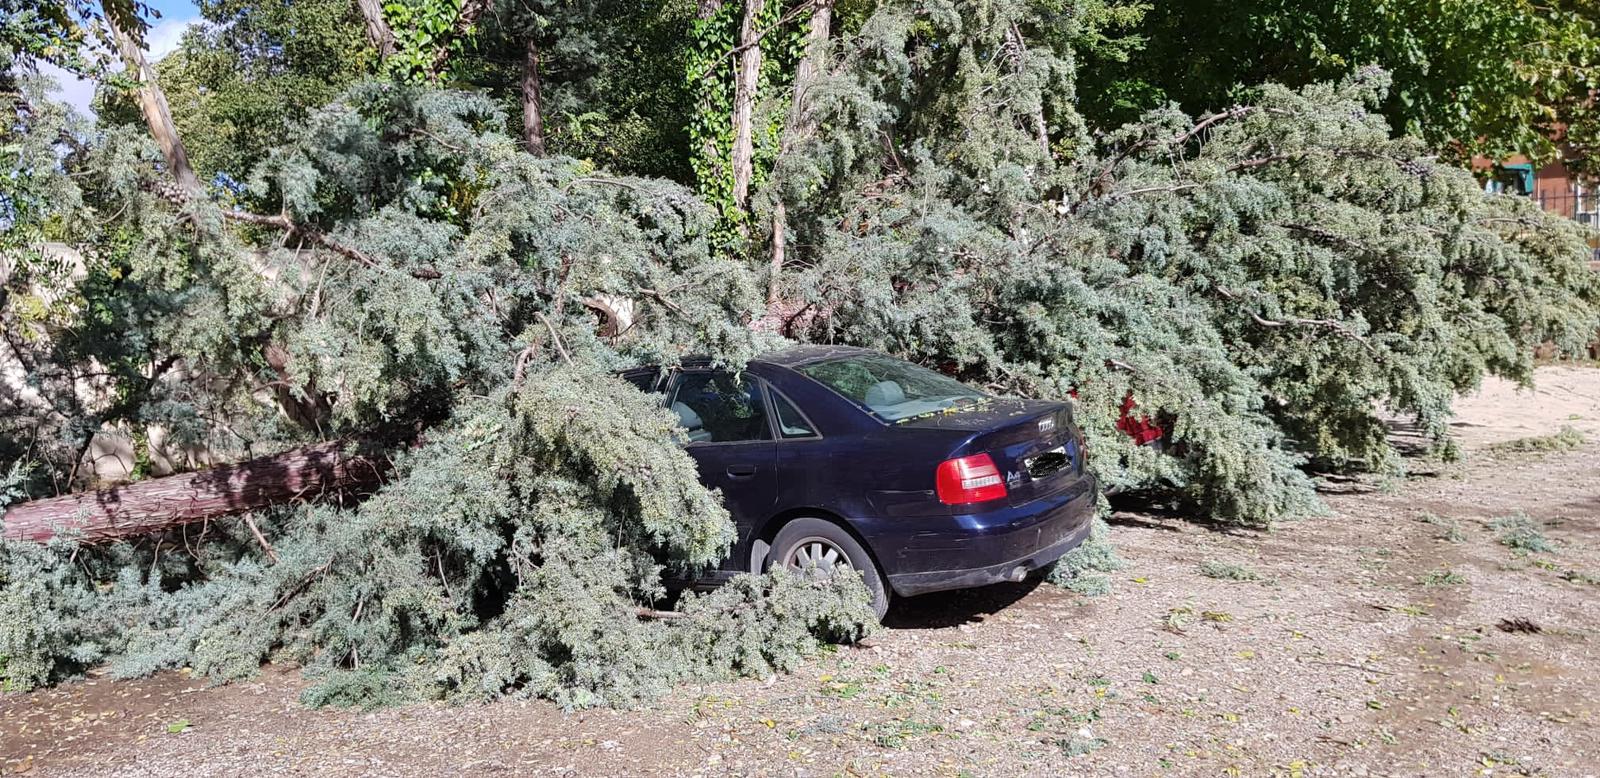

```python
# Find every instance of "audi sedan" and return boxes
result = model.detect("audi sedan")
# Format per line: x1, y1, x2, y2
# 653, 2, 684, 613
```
623, 345, 1099, 618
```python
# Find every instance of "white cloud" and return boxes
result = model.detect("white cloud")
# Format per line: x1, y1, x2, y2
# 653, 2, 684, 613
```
146, 17, 200, 61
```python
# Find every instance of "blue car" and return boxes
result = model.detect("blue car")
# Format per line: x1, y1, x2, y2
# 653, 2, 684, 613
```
623, 345, 1098, 618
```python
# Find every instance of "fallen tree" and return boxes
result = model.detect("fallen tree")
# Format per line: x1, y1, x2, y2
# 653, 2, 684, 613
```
3, 0, 1597, 709
1, 442, 388, 543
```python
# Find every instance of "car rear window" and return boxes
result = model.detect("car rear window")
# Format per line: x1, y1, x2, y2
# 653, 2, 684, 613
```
797, 354, 987, 422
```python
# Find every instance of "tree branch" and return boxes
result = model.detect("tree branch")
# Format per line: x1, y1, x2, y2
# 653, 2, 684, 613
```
1214, 285, 1381, 357
535, 311, 572, 365
221, 210, 441, 280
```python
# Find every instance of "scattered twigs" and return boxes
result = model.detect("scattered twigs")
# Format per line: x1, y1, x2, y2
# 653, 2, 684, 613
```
436, 548, 454, 603
636, 288, 687, 317
1214, 285, 1381, 358
270, 561, 332, 611
1304, 658, 1394, 675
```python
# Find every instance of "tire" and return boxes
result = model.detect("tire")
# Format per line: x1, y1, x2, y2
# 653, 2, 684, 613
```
768, 517, 890, 620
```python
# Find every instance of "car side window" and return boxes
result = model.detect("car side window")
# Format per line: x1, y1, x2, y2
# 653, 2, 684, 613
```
622, 369, 665, 394
769, 390, 818, 439
668, 371, 773, 444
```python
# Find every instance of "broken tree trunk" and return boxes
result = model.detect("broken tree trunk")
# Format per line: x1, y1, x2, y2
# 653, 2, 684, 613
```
104, 2, 201, 195
1, 442, 389, 543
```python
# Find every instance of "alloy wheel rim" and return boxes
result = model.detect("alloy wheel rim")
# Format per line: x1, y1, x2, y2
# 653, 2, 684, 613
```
786, 537, 853, 581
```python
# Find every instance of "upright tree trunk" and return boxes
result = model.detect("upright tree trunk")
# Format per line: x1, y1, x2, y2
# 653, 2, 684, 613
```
105, 6, 200, 195
521, 37, 547, 155
355, 0, 396, 59
2, 442, 390, 543
729, 0, 766, 212
767, 0, 833, 306
792, 0, 833, 95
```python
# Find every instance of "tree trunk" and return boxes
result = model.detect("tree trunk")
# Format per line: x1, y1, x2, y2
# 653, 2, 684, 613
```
105, 5, 201, 195
521, 37, 546, 156
355, 0, 396, 59
729, 0, 766, 211
792, 0, 833, 97
768, 201, 787, 305
2, 442, 389, 543
767, 0, 832, 306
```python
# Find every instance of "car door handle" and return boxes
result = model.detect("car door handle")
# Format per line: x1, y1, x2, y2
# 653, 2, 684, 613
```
725, 464, 758, 480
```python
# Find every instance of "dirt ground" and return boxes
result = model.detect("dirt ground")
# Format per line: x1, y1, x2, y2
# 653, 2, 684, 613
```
4, 366, 1600, 777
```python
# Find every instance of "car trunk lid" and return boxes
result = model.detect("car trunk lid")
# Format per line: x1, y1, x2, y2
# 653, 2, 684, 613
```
897, 399, 1085, 507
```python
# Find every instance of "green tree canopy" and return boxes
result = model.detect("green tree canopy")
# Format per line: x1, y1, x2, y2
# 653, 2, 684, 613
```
1077, 0, 1600, 172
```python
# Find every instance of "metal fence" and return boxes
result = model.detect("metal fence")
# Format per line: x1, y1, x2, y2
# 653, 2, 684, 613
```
1531, 191, 1600, 225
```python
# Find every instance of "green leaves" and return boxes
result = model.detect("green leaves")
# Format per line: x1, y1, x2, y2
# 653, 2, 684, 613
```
1075, 0, 1600, 173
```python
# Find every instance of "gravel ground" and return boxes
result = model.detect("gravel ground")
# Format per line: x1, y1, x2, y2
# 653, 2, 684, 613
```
4, 367, 1599, 777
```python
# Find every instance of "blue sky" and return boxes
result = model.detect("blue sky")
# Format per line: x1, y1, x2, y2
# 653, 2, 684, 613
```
145, 0, 201, 18
44, 0, 203, 117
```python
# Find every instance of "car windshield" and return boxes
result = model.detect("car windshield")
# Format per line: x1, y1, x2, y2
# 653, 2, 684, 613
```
797, 354, 988, 422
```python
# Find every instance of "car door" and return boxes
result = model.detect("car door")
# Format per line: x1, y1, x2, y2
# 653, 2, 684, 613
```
666, 369, 779, 574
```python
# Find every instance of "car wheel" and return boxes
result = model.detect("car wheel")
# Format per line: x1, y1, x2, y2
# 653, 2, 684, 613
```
769, 517, 890, 620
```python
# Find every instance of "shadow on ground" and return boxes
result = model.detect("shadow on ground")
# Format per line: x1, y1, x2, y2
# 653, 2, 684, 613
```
883, 578, 1043, 630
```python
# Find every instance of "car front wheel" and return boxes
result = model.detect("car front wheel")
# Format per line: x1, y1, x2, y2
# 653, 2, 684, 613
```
769, 517, 890, 620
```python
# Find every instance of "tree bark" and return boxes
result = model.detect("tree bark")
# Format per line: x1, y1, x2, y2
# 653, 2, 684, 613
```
729, 0, 766, 211
355, 0, 396, 59
792, 0, 833, 97
767, 0, 832, 306
104, 5, 201, 195
521, 37, 546, 155
2, 442, 389, 543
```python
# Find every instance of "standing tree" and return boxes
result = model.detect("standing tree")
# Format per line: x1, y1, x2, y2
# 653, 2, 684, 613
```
1075, 0, 1600, 172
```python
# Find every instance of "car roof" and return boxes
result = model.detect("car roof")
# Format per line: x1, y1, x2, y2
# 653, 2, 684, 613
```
753, 344, 878, 368
654, 344, 878, 372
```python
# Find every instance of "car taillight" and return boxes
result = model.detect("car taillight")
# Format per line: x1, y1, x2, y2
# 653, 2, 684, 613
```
936, 453, 1008, 505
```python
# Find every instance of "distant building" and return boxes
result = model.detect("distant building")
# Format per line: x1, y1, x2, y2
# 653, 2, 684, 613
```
1480, 153, 1600, 226
1474, 150, 1600, 268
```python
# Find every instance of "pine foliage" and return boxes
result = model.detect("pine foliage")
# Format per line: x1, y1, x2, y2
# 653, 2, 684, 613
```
767, 2, 1600, 526
0, 79, 874, 702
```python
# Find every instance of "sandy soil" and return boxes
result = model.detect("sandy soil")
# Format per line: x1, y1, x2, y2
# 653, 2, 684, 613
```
4, 368, 1599, 777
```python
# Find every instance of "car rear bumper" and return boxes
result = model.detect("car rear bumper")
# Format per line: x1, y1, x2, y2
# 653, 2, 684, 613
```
863, 475, 1098, 598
